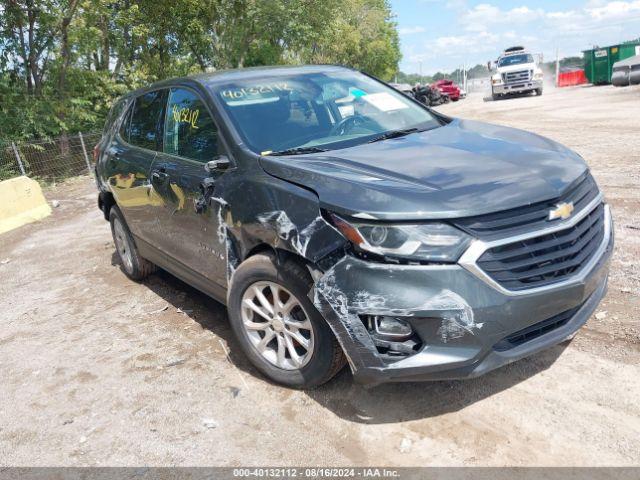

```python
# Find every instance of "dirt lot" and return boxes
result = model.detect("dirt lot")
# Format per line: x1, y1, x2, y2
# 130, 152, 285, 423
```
1, 85, 639, 467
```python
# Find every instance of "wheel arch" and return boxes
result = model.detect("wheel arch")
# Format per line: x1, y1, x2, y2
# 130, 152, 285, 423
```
98, 190, 116, 221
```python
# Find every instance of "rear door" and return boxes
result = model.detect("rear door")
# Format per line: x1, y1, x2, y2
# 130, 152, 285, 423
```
105, 90, 166, 244
150, 86, 229, 287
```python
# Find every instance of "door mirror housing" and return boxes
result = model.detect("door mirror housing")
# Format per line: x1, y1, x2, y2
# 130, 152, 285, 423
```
205, 155, 231, 173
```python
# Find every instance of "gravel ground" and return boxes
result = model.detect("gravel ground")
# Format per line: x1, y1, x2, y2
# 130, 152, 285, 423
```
1, 84, 639, 467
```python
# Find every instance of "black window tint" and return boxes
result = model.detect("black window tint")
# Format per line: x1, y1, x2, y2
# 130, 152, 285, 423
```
164, 88, 217, 162
129, 90, 164, 151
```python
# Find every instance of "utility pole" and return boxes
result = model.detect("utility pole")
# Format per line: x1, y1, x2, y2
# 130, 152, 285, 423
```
463, 62, 467, 91
555, 47, 560, 87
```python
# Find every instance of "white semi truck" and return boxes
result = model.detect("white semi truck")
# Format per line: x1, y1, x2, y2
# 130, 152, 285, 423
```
489, 46, 544, 100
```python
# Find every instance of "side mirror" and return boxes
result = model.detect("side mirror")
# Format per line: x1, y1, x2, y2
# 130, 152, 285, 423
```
205, 155, 231, 173
487, 61, 492, 71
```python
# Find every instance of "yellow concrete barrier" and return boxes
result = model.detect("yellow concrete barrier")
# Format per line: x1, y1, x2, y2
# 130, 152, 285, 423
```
0, 176, 52, 234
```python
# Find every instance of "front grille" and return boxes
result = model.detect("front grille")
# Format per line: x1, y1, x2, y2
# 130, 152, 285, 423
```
476, 202, 605, 290
493, 304, 581, 351
503, 69, 532, 84
453, 173, 599, 240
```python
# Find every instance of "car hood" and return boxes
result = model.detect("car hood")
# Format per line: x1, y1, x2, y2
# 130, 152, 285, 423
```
259, 118, 588, 220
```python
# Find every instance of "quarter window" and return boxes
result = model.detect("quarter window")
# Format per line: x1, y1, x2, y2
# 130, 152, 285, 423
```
164, 88, 217, 162
119, 101, 133, 141
128, 90, 165, 151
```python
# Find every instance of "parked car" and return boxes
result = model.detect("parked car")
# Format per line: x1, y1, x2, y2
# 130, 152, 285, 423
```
95, 65, 613, 388
432, 79, 461, 101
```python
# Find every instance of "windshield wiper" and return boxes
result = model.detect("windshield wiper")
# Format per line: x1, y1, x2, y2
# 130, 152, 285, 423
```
367, 127, 420, 144
268, 146, 329, 156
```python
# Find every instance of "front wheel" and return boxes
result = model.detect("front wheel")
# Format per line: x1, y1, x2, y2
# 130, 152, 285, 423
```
536, 88, 543, 96
227, 253, 346, 388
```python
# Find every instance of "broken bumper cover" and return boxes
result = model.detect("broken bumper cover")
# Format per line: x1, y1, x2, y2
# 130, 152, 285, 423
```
312, 210, 613, 386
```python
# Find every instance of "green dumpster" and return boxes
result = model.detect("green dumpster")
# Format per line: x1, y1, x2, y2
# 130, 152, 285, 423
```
584, 40, 640, 84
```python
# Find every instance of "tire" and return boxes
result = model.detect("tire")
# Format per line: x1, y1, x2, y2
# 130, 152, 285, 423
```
109, 206, 157, 281
492, 92, 499, 101
227, 253, 346, 388
536, 88, 543, 96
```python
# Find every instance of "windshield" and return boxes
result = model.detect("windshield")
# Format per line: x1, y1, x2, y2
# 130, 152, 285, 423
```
498, 54, 534, 67
210, 69, 441, 155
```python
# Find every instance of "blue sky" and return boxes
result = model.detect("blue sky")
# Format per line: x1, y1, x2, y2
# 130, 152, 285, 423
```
390, 0, 640, 74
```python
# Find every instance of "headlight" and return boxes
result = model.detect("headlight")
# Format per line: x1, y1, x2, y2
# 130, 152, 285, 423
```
330, 214, 472, 262
534, 72, 544, 80
491, 75, 503, 85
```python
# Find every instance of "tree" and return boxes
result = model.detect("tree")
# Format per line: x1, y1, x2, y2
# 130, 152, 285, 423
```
0, 0, 402, 142
2, 0, 61, 95
306, 0, 400, 80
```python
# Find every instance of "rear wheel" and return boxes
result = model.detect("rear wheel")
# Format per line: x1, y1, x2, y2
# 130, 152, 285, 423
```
109, 206, 156, 281
228, 253, 346, 388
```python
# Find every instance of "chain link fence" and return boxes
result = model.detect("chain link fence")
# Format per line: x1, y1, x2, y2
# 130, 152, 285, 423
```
0, 132, 102, 183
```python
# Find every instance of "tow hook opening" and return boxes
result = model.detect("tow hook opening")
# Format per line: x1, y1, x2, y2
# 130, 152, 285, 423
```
360, 315, 423, 358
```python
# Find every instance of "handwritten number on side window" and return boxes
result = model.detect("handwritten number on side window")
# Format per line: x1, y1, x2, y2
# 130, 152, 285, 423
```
172, 105, 199, 129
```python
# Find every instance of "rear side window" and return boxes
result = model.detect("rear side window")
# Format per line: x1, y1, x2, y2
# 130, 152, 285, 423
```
104, 98, 127, 136
164, 88, 217, 162
127, 90, 165, 151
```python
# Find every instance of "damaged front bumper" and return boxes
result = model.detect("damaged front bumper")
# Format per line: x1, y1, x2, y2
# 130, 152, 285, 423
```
311, 207, 613, 386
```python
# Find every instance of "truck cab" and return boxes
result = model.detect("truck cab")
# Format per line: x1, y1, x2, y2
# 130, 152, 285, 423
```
489, 46, 544, 100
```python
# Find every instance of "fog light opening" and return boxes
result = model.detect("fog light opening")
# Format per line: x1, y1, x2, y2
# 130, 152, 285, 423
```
361, 315, 422, 358
374, 316, 413, 340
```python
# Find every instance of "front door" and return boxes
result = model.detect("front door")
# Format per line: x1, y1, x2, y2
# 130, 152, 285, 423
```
150, 87, 229, 288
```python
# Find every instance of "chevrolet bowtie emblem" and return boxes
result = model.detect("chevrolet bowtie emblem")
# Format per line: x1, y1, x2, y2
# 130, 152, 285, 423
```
548, 202, 574, 221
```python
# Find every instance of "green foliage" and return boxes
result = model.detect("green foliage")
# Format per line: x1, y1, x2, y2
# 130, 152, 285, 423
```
541, 56, 583, 74
395, 71, 433, 85
306, 0, 401, 81
0, 0, 401, 144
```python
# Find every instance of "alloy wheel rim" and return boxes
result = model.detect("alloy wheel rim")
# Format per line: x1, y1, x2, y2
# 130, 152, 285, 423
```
113, 218, 134, 273
241, 281, 314, 370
